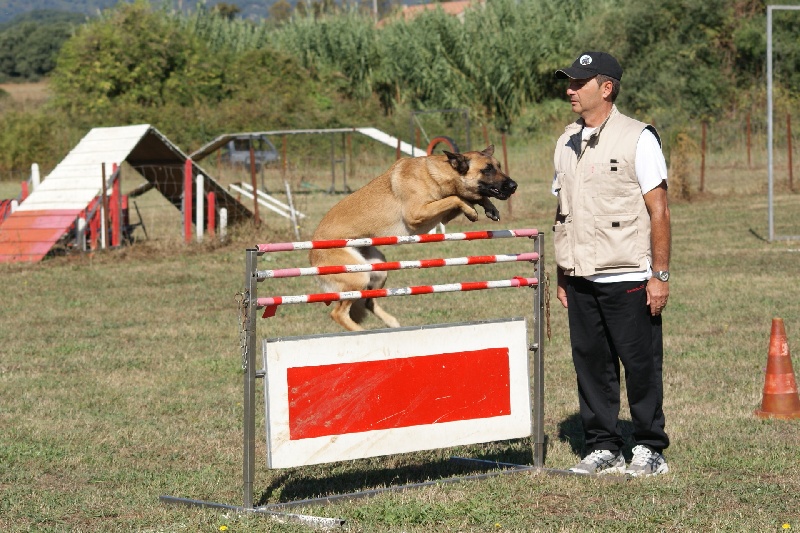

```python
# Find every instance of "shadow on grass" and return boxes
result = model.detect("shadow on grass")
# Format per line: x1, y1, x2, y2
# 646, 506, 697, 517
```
256, 438, 543, 506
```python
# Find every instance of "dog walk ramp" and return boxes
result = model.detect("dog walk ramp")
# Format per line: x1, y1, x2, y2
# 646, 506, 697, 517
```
352, 127, 424, 156
190, 127, 427, 162
0, 124, 253, 263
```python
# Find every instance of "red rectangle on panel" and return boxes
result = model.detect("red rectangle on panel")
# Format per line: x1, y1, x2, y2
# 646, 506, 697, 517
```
287, 348, 511, 440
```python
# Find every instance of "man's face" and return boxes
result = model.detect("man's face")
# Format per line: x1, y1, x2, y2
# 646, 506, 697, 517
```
566, 76, 607, 117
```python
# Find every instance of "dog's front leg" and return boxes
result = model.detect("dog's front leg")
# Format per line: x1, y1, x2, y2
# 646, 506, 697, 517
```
405, 196, 479, 226
479, 198, 500, 221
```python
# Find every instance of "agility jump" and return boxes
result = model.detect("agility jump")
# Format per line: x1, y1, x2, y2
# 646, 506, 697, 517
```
161, 227, 546, 526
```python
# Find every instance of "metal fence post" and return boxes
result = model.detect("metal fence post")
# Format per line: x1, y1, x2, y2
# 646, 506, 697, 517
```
531, 234, 545, 468
243, 249, 259, 509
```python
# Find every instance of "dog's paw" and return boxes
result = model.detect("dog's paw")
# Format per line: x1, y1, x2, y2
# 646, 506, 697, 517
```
484, 206, 500, 221
464, 207, 480, 221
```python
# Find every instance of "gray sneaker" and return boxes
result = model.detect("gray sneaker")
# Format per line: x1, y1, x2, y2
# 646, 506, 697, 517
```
569, 449, 626, 475
626, 445, 669, 477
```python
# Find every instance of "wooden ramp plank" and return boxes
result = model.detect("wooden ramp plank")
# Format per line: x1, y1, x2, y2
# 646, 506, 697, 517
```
0, 210, 82, 230
0, 209, 82, 263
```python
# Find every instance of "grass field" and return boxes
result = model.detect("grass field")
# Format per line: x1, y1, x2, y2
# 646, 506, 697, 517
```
2, 136, 800, 532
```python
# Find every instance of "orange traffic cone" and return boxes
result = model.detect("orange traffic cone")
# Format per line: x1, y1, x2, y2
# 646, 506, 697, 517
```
755, 318, 800, 420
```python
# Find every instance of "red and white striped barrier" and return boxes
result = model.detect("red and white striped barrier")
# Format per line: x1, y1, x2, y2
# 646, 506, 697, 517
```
255, 228, 538, 253
259, 277, 537, 317
257, 252, 539, 279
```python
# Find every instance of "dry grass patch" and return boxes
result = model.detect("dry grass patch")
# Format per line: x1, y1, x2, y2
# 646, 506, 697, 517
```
0, 80, 51, 107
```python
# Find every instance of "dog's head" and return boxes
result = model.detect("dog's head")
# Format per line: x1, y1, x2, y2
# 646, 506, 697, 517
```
443, 145, 517, 200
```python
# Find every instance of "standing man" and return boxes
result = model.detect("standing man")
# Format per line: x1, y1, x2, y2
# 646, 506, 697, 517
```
552, 52, 671, 477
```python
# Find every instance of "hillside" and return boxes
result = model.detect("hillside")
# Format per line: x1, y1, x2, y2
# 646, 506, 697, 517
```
0, 0, 281, 23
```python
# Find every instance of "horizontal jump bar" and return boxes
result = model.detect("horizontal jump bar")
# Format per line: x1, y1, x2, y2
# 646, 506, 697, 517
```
256, 277, 538, 309
255, 228, 539, 253
257, 252, 539, 280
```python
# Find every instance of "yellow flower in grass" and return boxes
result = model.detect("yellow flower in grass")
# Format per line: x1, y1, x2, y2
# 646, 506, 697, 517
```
220, 526, 229, 531
782, 524, 790, 530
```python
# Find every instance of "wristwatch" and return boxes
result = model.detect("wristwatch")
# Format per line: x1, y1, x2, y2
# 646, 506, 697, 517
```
654, 270, 670, 282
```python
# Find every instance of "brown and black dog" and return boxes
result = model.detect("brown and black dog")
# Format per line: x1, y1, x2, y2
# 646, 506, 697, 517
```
308, 145, 517, 331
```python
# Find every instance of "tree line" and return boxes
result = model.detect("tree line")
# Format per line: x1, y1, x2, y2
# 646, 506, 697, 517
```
1, 0, 799, 174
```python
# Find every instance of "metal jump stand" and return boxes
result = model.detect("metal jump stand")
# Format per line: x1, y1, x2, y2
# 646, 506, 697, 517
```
161, 230, 549, 528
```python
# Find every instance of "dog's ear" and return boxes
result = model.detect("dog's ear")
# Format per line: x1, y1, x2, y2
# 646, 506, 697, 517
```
479, 145, 495, 157
444, 151, 470, 175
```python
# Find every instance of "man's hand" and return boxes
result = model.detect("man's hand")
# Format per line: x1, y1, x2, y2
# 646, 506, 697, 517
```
646, 277, 669, 315
557, 268, 568, 308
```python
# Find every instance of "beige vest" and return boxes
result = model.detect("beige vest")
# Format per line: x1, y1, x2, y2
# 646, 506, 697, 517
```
553, 105, 657, 277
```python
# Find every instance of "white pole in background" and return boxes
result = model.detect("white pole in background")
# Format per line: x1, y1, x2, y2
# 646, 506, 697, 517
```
76, 217, 87, 251
285, 180, 300, 239
767, 6, 774, 242
100, 162, 108, 250
767, 5, 800, 242
31, 163, 40, 190
220, 208, 228, 242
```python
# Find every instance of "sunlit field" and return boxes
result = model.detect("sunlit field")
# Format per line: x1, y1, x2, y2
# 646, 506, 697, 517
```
2, 117, 800, 531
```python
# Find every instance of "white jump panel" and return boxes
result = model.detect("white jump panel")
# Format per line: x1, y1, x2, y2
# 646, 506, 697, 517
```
262, 318, 531, 469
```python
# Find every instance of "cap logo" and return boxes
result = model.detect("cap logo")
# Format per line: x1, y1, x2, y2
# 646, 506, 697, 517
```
579, 54, 593, 66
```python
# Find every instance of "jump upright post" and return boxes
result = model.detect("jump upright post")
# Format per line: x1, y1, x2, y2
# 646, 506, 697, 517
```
161, 228, 546, 526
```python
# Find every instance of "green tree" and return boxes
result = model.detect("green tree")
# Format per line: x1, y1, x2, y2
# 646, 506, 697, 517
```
211, 2, 242, 20
271, 12, 380, 99
0, 11, 85, 80
269, 0, 293, 24
51, 0, 227, 115
294, 1, 309, 18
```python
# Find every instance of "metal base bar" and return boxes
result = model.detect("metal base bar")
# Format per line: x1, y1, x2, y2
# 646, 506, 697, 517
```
159, 495, 345, 528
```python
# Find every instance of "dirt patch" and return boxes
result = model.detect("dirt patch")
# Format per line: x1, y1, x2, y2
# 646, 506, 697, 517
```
0, 80, 51, 105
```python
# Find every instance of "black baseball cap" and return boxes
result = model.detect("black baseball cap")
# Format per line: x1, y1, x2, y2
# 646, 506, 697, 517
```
555, 52, 623, 81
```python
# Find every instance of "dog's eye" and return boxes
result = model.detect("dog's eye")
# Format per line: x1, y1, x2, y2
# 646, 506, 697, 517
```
481, 164, 495, 175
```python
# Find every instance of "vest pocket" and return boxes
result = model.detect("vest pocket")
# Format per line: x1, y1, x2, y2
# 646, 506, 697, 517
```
553, 221, 573, 270
554, 172, 570, 215
594, 214, 639, 269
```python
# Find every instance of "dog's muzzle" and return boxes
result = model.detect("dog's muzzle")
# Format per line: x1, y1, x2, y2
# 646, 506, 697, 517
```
481, 178, 518, 200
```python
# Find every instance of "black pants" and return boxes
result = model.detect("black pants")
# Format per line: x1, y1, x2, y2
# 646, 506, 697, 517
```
565, 276, 669, 454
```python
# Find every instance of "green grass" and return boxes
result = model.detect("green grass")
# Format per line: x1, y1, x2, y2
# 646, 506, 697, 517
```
1, 140, 800, 532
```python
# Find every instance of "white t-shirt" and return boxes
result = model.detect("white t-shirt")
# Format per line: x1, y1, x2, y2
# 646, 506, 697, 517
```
552, 126, 668, 283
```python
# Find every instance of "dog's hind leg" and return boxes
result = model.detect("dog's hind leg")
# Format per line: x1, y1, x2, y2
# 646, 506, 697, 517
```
330, 300, 365, 331
365, 298, 400, 328
362, 250, 401, 328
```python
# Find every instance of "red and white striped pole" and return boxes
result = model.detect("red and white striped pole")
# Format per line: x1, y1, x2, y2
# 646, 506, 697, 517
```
255, 228, 538, 254
258, 277, 537, 317
258, 252, 538, 279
